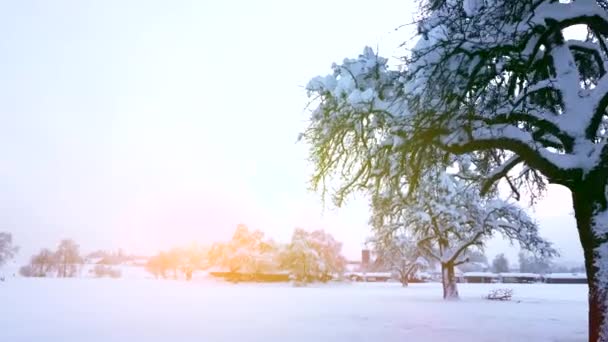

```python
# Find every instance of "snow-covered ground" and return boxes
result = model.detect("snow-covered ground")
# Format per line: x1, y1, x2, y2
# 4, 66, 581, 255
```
0, 277, 587, 342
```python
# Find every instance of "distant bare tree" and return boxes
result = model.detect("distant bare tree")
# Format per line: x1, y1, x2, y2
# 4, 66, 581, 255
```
492, 254, 510, 273
519, 251, 552, 275
19, 248, 57, 278
32, 248, 57, 276
0, 232, 18, 267
55, 239, 83, 278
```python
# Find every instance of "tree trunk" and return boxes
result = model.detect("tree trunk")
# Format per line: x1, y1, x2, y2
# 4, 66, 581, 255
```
400, 272, 409, 287
302, 259, 308, 283
441, 262, 459, 300
572, 179, 608, 342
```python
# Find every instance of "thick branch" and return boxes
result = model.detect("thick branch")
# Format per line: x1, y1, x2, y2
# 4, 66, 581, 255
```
481, 155, 523, 195
442, 126, 583, 185
568, 39, 607, 77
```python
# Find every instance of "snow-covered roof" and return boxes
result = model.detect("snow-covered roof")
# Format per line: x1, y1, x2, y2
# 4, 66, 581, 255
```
544, 273, 587, 279
499, 273, 540, 278
347, 272, 392, 277
364, 272, 392, 277
463, 272, 498, 278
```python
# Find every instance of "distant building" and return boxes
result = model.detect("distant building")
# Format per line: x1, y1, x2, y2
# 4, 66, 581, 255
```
346, 272, 392, 282
361, 249, 371, 267
463, 272, 498, 283
498, 273, 540, 284
209, 270, 291, 283
544, 273, 587, 284
346, 249, 390, 274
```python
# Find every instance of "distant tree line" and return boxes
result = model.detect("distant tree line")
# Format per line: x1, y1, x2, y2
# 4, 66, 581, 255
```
1, 225, 345, 284
470, 251, 584, 274
145, 225, 347, 284
19, 240, 129, 279
146, 244, 207, 281
86, 248, 138, 265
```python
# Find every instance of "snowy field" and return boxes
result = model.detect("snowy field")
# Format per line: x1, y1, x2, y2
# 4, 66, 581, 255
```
0, 277, 588, 342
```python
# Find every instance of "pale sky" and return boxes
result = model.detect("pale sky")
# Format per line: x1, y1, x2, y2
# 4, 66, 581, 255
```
0, 0, 583, 265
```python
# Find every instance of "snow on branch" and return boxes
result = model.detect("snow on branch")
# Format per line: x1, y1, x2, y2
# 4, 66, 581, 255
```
370, 169, 555, 269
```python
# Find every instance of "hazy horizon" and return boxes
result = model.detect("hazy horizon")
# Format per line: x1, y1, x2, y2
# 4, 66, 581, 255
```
0, 0, 584, 266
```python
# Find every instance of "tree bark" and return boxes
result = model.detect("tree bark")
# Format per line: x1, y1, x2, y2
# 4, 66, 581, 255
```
441, 262, 459, 300
400, 273, 409, 287
572, 179, 608, 342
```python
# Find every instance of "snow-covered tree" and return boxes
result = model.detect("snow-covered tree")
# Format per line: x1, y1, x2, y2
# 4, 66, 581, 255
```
371, 171, 553, 299
178, 244, 209, 281
280, 228, 346, 283
146, 245, 209, 280
492, 254, 510, 273
280, 229, 321, 283
145, 251, 172, 279
303, 1, 608, 338
368, 234, 427, 287
0, 232, 18, 267
165, 248, 184, 279
208, 224, 277, 275
458, 250, 489, 272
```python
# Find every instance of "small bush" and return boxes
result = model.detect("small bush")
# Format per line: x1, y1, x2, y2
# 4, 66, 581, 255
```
485, 288, 513, 301
92, 264, 122, 278
19, 265, 35, 277
292, 280, 308, 287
